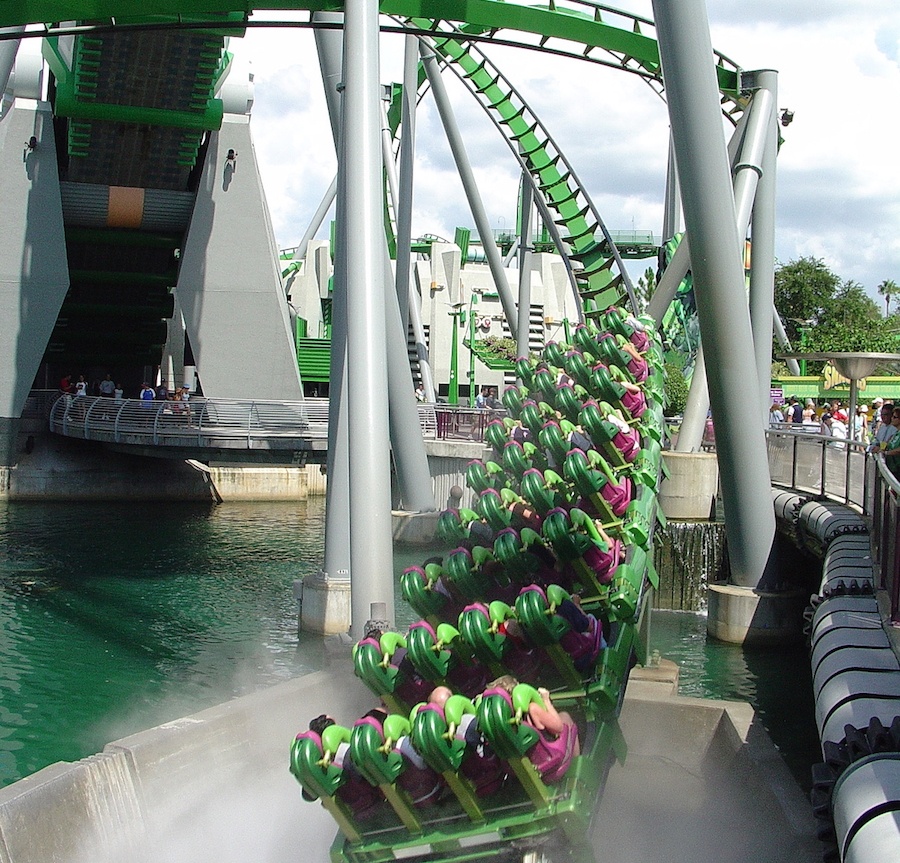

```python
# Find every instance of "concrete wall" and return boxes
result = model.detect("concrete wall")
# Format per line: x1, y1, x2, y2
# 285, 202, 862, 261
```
0, 432, 481, 503
0, 656, 373, 863
0, 97, 69, 441
177, 114, 303, 402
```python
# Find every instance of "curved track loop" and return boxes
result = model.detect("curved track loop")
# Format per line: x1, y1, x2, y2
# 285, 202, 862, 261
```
407, 22, 636, 313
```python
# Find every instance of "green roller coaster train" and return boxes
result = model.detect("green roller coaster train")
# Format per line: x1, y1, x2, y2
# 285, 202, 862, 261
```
290, 307, 665, 863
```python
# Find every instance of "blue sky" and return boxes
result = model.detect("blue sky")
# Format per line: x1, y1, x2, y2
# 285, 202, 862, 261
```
241, 0, 900, 302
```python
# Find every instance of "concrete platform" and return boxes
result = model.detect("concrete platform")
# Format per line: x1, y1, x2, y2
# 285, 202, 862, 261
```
0, 651, 820, 863
594, 664, 819, 863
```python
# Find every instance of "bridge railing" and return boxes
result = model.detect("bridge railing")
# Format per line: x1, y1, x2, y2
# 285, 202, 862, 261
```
765, 427, 900, 624
765, 427, 870, 510
47, 395, 502, 447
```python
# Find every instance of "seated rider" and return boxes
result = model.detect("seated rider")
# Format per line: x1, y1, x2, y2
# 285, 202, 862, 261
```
362, 624, 433, 708
306, 714, 382, 818
554, 593, 607, 672
363, 707, 445, 807
488, 675, 580, 783
429, 685, 507, 796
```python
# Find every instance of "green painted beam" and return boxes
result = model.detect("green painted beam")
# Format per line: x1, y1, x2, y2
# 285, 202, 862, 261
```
0, 1, 740, 97
54, 71, 224, 130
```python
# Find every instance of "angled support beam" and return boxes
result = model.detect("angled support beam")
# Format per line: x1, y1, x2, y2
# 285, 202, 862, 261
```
652, 0, 775, 589
419, 39, 519, 339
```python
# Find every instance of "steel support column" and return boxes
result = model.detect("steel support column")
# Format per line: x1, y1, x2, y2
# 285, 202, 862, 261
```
420, 41, 518, 339
517, 176, 534, 361
674, 82, 773, 453
314, 12, 353, 618
342, 0, 395, 634
381, 103, 437, 405
0, 26, 24, 95
647, 112, 750, 325
652, 0, 775, 588
748, 71, 779, 429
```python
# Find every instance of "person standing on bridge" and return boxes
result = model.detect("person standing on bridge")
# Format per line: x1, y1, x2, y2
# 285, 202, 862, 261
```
140, 383, 155, 407
881, 408, 900, 478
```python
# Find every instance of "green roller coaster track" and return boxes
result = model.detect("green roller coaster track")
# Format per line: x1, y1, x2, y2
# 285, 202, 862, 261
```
2, 0, 747, 317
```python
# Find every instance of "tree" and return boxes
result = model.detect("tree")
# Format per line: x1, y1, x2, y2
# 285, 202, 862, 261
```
808, 280, 896, 355
774, 259, 900, 373
878, 279, 900, 316
774, 257, 840, 345
635, 266, 657, 309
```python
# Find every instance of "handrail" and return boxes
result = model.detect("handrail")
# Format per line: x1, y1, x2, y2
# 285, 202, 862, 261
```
47, 394, 504, 448
765, 427, 900, 625
765, 427, 869, 510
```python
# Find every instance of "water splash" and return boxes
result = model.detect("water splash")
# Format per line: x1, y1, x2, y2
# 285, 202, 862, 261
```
654, 521, 728, 612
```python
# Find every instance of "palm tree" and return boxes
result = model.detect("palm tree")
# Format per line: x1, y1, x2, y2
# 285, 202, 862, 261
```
878, 279, 899, 316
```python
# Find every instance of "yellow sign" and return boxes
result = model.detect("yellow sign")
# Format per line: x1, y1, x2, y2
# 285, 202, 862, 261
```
823, 362, 867, 391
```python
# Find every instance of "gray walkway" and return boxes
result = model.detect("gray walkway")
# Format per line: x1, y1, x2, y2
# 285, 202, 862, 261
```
593, 671, 819, 863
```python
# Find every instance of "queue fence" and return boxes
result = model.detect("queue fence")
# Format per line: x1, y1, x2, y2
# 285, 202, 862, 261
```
46, 394, 502, 447
765, 427, 899, 625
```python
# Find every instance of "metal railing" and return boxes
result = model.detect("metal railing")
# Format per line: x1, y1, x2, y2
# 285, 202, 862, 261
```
47, 395, 503, 448
765, 427, 900, 625
766, 428, 870, 510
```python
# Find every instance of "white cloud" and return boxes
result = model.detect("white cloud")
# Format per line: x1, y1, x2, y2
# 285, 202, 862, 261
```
238, 1, 900, 300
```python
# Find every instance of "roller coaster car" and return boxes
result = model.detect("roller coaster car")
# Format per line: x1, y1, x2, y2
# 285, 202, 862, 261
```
410, 696, 508, 803
297, 306, 663, 863
352, 632, 432, 714
400, 563, 460, 624
324, 689, 627, 863
405, 620, 488, 698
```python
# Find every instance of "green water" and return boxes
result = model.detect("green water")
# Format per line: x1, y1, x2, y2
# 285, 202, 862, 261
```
647, 610, 820, 791
0, 499, 328, 786
0, 499, 818, 792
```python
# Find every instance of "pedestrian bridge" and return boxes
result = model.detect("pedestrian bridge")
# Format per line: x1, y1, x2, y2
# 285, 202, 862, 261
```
46, 394, 497, 463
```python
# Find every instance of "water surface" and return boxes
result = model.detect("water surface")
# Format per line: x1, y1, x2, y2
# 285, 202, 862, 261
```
0, 499, 818, 793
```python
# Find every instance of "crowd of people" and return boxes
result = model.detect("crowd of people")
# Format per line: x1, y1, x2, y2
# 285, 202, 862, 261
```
59, 374, 191, 417
60, 375, 190, 402
773, 394, 900, 473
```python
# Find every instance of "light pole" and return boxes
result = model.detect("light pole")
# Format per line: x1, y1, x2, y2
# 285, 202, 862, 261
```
463, 292, 479, 406
448, 302, 463, 405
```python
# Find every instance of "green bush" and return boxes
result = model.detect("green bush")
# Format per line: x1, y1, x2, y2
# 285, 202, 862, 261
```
663, 361, 689, 417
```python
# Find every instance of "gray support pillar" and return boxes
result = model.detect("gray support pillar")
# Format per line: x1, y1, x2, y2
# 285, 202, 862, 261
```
380, 104, 436, 403
662, 135, 681, 242
732, 86, 774, 238
772, 311, 801, 376
394, 35, 418, 332
674, 346, 708, 453
342, 0, 395, 635
0, 27, 25, 95
177, 114, 303, 401
648, 113, 750, 325
652, 0, 775, 589
517, 177, 534, 361
748, 71, 779, 429
531, 192, 585, 325
381, 251, 437, 512
307, 10, 353, 634
0, 97, 69, 465
420, 41, 518, 339
291, 176, 337, 270
676, 84, 775, 451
